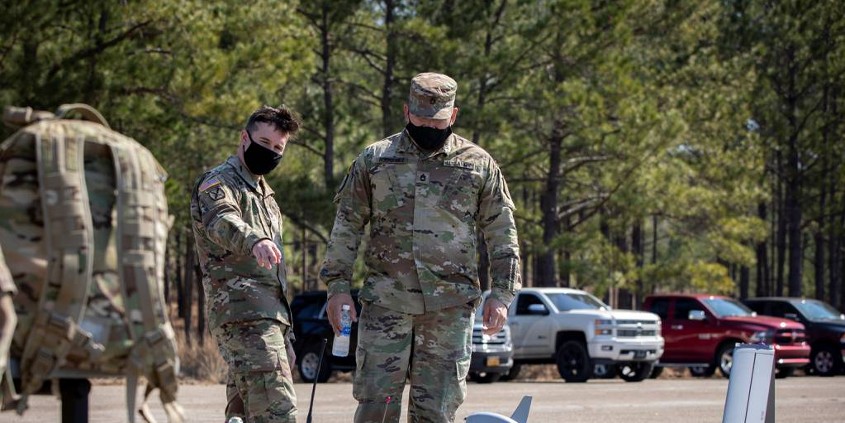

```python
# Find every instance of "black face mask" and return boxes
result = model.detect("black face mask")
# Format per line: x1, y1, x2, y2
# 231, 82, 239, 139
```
243, 131, 283, 175
406, 122, 452, 151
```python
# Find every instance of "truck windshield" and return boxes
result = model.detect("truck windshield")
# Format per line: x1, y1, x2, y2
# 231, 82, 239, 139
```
547, 292, 608, 311
702, 298, 754, 317
793, 300, 845, 321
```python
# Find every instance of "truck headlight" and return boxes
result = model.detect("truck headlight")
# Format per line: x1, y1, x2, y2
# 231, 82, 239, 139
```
749, 330, 774, 344
595, 319, 613, 336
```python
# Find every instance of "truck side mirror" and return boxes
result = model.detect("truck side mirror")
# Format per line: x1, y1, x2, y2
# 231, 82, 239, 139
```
688, 310, 706, 321
527, 304, 549, 315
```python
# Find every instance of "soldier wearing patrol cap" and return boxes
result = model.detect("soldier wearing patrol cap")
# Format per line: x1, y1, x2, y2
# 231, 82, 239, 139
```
321, 72, 521, 423
191, 105, 301, 423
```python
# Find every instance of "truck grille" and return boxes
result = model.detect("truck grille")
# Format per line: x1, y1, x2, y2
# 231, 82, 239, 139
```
472, 327, 508, 345
616, 319, 658, 325
775, 329, 806, 345
617, 329, 657, 337
614, 320, 659, 337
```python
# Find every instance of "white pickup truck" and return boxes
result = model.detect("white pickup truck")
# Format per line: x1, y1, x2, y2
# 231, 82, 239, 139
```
503, 287, 664, 382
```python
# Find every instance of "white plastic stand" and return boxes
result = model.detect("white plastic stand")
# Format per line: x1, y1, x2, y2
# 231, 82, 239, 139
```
722, 343, 775, 423
465, 395, 532, 423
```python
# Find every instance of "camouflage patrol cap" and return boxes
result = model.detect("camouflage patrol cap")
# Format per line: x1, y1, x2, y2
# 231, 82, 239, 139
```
408, 72, 457, 119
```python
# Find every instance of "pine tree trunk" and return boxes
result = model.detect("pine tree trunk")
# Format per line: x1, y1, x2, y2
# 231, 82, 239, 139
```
538, 126, 563, 286
775, 155, 787, 296
740, 266, 750, 300
632, 220, 644, 307
381, 0, 396, 137
755, 203, 769, 297
320, 2, 335, 188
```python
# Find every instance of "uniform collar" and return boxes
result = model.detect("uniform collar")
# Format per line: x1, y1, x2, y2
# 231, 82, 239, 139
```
226, 155, 274, 195
397, 129, 456, 157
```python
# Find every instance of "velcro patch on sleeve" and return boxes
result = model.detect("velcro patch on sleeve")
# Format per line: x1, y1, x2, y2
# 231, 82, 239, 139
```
199, 176, 221, 192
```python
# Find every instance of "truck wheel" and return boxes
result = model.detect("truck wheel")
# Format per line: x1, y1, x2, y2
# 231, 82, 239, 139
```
649, 366, 663, 379
556, 341, 591, 383
716, 343, 735, 378
499, 364, 521, 381
811, 344, 843, 377
688, 365, 715, 377
774, 367, 794, 379
469, 372, 501, 384
298, 343, 332, 383
592, 364, 614, 379
617, 362, 654, 382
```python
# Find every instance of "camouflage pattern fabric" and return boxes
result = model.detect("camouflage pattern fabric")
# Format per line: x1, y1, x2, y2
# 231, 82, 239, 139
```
190, 155, 291, 330
0, 121, 161, 368
0, 246, 15, 295
0, 112, 183, 422
353, 301, 473, 423
408, 73, 457, 119
212, 319, 297, 423
320, 131, 521, 313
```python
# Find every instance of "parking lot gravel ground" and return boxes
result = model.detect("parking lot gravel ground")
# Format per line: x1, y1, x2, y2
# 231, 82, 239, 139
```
9, 375, 845, 423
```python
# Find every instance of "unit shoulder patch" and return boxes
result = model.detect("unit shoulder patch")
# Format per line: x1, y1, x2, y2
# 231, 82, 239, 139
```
206, 187, 225, 201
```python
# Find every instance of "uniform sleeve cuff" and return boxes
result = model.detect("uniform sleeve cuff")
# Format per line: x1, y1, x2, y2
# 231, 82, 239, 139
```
247, 235, 271, 255
327, 281, 351, 298
488, 288, 515, 308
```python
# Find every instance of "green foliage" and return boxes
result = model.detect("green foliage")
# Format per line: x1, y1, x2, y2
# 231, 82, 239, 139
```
1, 0, 840, 301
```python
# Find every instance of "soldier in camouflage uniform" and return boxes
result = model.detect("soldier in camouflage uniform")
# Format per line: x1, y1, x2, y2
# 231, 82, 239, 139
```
191, 105, 300, 423
320, 73, 521, 423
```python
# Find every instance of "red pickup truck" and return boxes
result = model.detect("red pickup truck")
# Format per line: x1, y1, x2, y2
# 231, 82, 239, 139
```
642, 293, 810, 378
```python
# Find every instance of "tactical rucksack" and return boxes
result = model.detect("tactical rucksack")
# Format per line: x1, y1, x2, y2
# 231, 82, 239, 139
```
0, 104, 184, 422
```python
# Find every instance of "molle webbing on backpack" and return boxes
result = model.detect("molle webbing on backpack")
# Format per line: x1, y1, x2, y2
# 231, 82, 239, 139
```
17, 130, 104, 413
0, 104, 183, 422
112, 143, 183, 423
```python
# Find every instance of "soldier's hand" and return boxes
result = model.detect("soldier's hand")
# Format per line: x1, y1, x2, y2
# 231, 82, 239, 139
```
327, 293, 357, 336
252, 239, 281, 270
482, 298, 508, 336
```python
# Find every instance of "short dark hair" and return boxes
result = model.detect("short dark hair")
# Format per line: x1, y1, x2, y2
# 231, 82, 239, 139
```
246, 105, 301, 138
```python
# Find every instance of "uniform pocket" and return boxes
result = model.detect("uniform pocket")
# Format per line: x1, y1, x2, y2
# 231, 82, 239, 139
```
436, 166, 482, 220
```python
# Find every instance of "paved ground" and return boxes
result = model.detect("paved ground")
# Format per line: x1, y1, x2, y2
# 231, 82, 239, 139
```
7, 375, 845, 422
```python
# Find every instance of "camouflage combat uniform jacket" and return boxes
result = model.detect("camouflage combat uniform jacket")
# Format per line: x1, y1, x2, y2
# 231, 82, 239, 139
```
321, 131, 521, 313
191, 156, 291, 329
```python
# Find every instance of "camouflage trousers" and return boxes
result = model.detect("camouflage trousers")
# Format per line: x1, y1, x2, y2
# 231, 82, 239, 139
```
212, 319, 297, 423
353, 302, 474, 423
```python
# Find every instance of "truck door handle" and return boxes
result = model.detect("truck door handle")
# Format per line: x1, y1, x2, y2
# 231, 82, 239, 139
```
671, 325, 683, 330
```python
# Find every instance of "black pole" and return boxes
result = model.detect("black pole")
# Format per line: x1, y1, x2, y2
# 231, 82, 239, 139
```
59, 378, 91, 423
306, 338, 327, 423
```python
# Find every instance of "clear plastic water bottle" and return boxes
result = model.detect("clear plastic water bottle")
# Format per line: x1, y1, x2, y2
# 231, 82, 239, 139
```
332, 304, 352, 357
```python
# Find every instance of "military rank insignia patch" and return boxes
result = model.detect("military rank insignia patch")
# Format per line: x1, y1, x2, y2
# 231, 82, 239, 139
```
207, 187, 225, 201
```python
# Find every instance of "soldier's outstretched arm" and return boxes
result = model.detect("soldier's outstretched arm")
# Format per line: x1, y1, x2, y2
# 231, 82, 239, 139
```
193, 176, 269, 257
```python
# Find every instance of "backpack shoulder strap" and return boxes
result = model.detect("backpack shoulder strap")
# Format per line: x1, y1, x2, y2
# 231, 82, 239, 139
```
16, 127, 104, 414
110, 141, 183, 423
